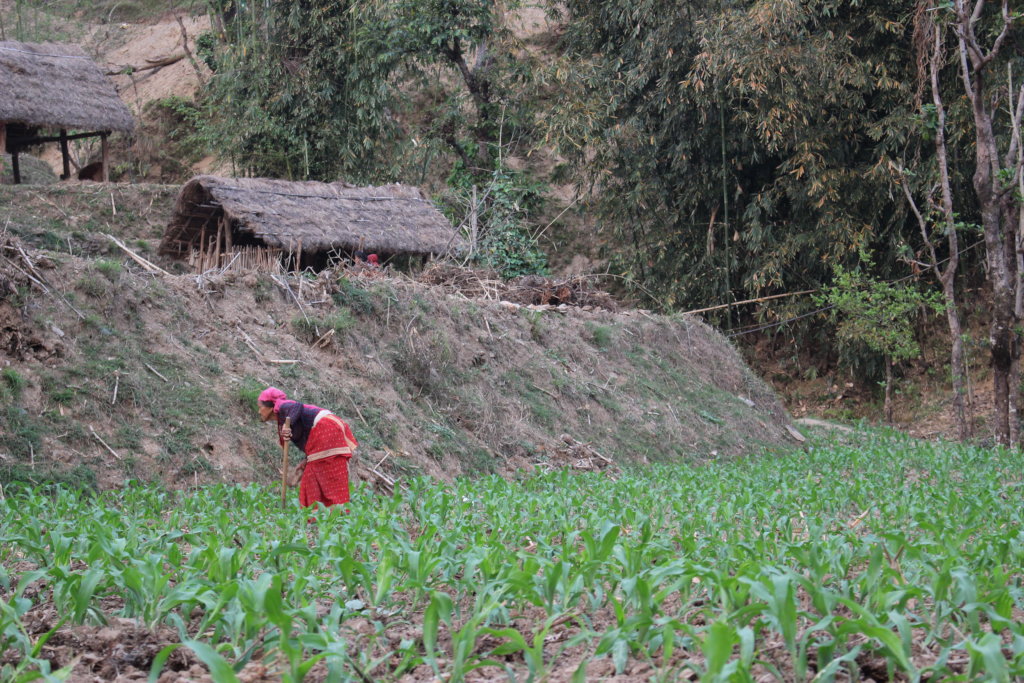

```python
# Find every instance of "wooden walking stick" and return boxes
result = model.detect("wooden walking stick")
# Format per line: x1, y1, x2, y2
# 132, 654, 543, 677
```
281, 416, 292, 509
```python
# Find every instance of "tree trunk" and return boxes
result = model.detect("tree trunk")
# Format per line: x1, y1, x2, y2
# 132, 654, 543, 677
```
954, 0, 1020, 445
944, 281, 970, 438
929, 18, 970, 440
884, 356, 894, 424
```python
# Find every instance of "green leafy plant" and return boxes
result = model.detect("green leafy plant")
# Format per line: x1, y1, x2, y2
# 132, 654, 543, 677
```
820, 257, 944, 421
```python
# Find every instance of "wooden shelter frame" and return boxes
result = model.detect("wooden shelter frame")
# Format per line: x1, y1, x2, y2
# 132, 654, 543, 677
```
1, 123, 111, 183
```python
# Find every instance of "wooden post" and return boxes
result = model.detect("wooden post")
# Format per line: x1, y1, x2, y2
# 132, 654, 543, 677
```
214, 218, 223, 268
222, 215, 232, 254
470, 184, 478, 257
11, 150, 20, 184
199, 225, 206, 271
0, 123, 6, 154
296, 238, 303, 272
59, 129, 70, 180
100, 133, 109, 183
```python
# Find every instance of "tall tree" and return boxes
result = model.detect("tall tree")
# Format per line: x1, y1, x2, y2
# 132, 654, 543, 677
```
547, 0, 924, 316
948, 0, 1022, 445
896, 4, 973, 439
375, 0, 549, 274
199, 0, 399, 181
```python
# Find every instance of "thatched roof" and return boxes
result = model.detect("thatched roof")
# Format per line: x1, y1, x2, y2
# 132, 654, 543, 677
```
160, 175, 467, 258
0, 41, 134, 132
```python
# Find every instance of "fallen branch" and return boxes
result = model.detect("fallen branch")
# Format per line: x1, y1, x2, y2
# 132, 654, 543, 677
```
345, 394, 370, 430
530, 383, 560, 401
270, 273, 311, 325
89, 425, 122, 460
105, 53, 184, 75
234, 323, 265, 362
144, 362, 169, 383
105, 234, 171, 276
848, 509, 871, 528
312, 328, 335, 349
176, 14, 208, 87
1, 234, 87, 319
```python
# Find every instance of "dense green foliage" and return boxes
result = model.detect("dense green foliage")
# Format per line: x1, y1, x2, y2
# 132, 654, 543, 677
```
2, 432, 1023, 680
822, 260, 945, 368
193, 0, 548, 275
196, 0, 399, 181
548, 0, 945, 311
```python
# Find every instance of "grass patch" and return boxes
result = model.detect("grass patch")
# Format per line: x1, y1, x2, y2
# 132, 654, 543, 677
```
389, 332, 459, 400
292, 311, 357, 344
587, 323, 615, 350
0, 463, 97, 493
1, 368, 27, 396
333, 278, 378, 316
349, 403, 396, 451
76, 274, 110, 299
253, 276, 275, 303
94, 259, 123, 280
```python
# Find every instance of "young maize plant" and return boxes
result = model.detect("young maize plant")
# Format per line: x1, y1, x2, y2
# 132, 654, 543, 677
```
0, 431, 1022, 681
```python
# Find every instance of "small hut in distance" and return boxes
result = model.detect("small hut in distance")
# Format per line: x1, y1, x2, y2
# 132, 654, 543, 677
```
0, 41, 134, 183
159, 175, 467, 272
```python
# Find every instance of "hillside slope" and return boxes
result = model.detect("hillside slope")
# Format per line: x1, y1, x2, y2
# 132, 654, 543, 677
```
0, 185, 800, 490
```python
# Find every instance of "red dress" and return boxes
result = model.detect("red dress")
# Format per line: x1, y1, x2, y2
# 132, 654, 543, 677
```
297, 413, 357, 508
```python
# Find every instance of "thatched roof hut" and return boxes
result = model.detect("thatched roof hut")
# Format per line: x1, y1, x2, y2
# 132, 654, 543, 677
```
160, 176, 466, 269
0, 41, 134, 183
0, 41, 134, 132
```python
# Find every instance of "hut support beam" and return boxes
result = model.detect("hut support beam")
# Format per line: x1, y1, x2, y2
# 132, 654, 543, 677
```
100, 133, 109, 183
222, 216, 232, 254
59, 129, 70, 180
0, 123, 6, 154
11, 150, 20, 184
12, 130, 111, 146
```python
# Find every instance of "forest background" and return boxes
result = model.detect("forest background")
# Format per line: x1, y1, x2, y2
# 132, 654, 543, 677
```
4, 0, 1022, 443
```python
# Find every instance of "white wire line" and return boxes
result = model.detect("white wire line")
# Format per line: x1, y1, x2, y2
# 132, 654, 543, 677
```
720, 237, 986, 339
0, 45, 91, 59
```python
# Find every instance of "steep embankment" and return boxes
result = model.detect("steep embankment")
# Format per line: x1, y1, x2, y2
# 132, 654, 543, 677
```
0, 185, 801, 490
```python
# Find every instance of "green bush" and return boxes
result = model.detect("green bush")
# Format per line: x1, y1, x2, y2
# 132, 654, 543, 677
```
0, 405, 42, 461
389, 333, 458, 399
445, 167, 548, 278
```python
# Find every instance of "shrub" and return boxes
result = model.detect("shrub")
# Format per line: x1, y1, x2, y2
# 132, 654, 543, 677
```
253, 276, 274, 303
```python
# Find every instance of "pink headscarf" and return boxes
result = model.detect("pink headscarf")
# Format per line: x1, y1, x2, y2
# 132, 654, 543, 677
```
258, 386, 288, 412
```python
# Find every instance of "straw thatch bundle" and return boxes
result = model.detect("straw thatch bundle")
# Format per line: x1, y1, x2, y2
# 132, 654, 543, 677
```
417, 262, 619, 310
0, 41, 134, 132
160, 175, 467, 260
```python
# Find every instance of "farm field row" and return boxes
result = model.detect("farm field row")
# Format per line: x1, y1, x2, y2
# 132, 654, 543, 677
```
2, 431, 1022, 681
